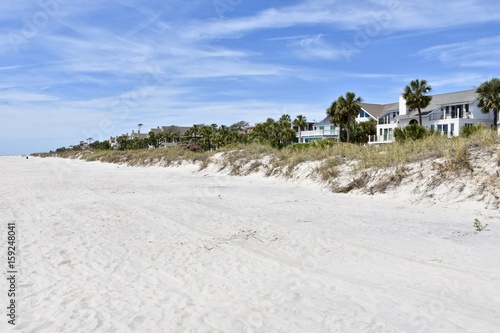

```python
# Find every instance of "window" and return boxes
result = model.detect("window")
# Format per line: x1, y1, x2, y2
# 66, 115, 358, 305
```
359, 110, 371, 118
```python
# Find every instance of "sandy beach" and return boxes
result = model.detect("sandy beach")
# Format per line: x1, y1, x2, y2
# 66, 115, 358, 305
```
1, 156, 499, 332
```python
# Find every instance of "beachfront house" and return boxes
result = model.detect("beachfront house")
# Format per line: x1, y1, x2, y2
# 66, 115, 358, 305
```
298, 116, 339, 142
298, 88, 497, 144
298, 104, 379, 142
368, 89, 496, 144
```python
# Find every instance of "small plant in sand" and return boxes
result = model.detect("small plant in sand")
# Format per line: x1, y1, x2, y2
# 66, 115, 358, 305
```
473, 218, 488, 232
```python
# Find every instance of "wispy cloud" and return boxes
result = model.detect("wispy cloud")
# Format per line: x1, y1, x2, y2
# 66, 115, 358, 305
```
417, 35, 500, 68
183, 0, 500, 40
0, 90, 59, 103
288, 35, 342, 60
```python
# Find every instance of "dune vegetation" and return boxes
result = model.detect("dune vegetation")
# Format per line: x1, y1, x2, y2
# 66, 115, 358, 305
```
35, 127, 500, 187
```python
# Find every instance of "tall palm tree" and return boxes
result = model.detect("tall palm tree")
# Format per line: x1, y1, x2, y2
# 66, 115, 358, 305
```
188, 124, 201, 143
476, 78, 500, 131
137, 123, 143, 134
330, 92, 362, 143
402, 79, 432, 126
279, 114, 291, 124
293, 115, 308, 143
327, 100, 344, 141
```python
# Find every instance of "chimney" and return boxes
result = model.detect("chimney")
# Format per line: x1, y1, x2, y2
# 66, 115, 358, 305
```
399, 96, 408, 116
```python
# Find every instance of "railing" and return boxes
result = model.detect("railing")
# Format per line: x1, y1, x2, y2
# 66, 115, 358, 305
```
299, 129, 339, 138
378, 118, 397, 125
429, 112, 474, 121
368, 134, 395, 144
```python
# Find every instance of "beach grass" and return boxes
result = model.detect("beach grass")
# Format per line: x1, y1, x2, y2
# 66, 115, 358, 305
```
36, 128, 500, 179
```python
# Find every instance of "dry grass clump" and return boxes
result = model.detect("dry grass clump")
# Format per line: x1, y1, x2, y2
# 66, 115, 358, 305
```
80, 146, 214, 167
333, 173, 369, 193
370, 166, 409, 194
214, 143, 274, 174
316, 157, 342, 182
438, 141, 473, 174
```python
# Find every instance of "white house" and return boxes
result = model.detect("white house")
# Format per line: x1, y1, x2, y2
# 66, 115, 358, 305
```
298, 103, 382, 142
295, 88, 498, 144
369, 89, 497, 144
298, 116, 339, 142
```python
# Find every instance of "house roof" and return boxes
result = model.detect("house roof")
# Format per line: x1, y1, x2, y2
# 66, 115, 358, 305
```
316, 102, 399, 123
360, 102, 398, 119
149, 128, 163, 134
315, 115, 332, 126
161, 125, 190, 134
310, 89, 479, 123
360, 89, 478, 119
132, 133, 149, 139
407, 89, 478, 116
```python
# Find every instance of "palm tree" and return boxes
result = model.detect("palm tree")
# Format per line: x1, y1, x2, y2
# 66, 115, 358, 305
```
187, 124, 201, 143
402, 79, 432, 126
280, 114, 291, 123
280, 127, 297, 147
476, 78, 500, 131
293, 115, 308, 143
326, 100, 342, 141
229, 121, 249, 132
218, 125, 230, 145
137, 123, 143, 134
328, 92, 362, 143
199, 125, 214, 150
251, 123, 266, 143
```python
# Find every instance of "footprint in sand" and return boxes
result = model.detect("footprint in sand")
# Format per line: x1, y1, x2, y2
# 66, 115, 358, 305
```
129, 315, 146, 329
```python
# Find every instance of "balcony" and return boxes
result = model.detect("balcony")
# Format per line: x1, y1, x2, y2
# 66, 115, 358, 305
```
368, 134, 395, 144
299, 129, 339, 138
378, 118, 397, 125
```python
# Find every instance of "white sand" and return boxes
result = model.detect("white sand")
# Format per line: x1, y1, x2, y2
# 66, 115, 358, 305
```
1, 156, 499, 332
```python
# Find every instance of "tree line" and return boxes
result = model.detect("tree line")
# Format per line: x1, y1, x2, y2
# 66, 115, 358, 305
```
57, 78, 499, 153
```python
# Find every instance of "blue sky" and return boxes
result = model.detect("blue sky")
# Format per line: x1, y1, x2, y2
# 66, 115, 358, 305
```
1, 0, 499, 155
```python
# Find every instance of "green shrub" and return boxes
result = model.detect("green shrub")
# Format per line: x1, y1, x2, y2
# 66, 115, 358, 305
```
310, 138, 335, 148
460, 123, 487, 138
394, 124, 429, 143
473, 218, 488, 232
289, 143, 311, 151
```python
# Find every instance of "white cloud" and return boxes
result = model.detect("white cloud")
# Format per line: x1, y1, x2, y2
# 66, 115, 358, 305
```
183, 0, 500, 40
0, 90, 59, 103
289, 35, 343, 60
417, 35, 500, 68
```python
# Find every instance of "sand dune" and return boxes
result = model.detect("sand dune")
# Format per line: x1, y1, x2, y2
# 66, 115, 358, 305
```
1, 156, 499, 332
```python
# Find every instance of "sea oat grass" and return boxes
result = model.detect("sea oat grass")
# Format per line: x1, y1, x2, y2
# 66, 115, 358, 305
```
37, 130, 500, 186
